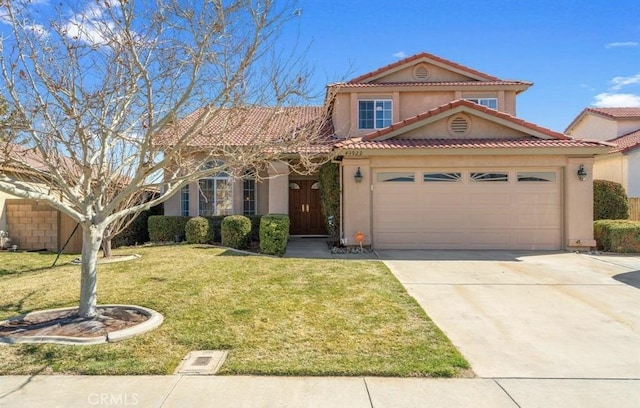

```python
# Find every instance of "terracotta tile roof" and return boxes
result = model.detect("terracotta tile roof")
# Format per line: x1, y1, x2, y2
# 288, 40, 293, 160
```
607, 129, 640, 153
335, 81, 531, 89
348, 52, 501, 83
334, 137, 610, 150
363, 99, 570, 141
156, 106, 332, 150
584, 107, 640, 119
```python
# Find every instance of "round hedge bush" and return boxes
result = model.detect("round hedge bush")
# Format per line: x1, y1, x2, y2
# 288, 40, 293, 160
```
221, 215, 252, 249
594, 179, 629, 220
185, 216, 210, 244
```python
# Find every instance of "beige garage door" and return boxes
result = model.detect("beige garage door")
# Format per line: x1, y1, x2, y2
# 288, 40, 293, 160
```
373, 169, 562, 250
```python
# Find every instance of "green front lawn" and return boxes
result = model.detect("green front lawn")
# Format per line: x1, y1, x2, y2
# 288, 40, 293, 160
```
0, 245, 470, 377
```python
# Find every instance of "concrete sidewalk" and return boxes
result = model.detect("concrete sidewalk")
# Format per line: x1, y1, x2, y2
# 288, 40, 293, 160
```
2, 375, 639, 407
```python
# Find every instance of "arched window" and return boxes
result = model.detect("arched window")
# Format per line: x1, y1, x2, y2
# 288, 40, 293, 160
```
198, 160, 232, 216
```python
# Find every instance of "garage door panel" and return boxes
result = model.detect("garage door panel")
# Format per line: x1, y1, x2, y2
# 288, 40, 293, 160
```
373, 168, 562, 250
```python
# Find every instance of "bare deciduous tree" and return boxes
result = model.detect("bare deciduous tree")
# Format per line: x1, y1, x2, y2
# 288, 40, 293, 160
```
0, 0, 332, 318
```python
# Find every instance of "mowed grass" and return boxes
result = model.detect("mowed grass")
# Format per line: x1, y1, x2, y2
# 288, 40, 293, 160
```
0, 245, 470, 377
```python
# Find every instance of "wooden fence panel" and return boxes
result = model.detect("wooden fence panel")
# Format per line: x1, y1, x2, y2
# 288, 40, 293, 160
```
629, 197, 640, 221
58, 212, 83, 254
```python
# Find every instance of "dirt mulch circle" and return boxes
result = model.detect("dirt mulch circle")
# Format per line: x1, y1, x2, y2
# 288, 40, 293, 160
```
0, 305, 161, 344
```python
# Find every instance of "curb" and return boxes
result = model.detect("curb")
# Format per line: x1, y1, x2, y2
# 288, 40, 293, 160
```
0, 304, 164, 346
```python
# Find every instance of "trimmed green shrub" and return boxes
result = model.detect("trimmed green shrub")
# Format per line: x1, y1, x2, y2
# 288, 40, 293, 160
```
113, 205, 163, 248
319, 162, 340, 245
594, 180, 629, 220
185, 216, 210, 244
221, 215, 252, 249
260, 214, 290, 256
594, 220, 640, 253
148, 216, 189, 242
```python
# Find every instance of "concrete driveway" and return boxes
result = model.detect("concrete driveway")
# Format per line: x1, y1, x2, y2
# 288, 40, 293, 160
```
378, 250, 640, 379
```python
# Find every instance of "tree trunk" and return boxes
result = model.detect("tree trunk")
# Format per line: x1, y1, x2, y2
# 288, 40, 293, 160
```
102, 229, 112, 258
78, 224, 104, 318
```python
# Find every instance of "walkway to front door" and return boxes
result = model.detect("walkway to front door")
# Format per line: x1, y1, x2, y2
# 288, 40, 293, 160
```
288, 179, 326, 235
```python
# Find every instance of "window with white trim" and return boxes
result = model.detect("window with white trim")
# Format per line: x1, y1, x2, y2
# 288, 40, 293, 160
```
466, 98, 497, 109
243, 178, 256, 215
198, 161, 233, 216
359, 100, 392, 129
180, 185, 190, 216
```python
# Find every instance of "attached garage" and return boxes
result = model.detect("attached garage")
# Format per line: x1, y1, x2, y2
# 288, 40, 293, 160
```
336, 100, 611, 252
372, 168, 563, 250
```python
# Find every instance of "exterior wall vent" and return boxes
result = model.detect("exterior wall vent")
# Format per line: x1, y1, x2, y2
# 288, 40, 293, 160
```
448, 114, 471, 136
413, 64, 431, 81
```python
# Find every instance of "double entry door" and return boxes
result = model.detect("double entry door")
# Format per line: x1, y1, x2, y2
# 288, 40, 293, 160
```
288, 179, 326, 235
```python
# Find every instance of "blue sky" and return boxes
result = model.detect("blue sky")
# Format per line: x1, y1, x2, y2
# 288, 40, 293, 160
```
287, 0, 640, 132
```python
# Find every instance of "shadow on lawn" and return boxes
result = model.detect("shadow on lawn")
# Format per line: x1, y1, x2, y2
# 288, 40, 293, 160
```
0, 291, 37, 315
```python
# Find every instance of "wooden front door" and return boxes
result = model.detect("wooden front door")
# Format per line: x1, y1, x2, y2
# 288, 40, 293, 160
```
289, 180, 327, 235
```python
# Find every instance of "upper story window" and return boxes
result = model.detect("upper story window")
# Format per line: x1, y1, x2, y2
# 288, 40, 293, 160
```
359, 100, 392, 129
466, 98, 497, 110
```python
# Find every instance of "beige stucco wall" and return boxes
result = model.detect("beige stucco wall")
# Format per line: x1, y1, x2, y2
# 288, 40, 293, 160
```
342, 158, 372, 246
564, 158, 596, 247
567, 115, 617, 141
340, 153, 597, 250
266, 161, 289, 215
616, 119, 640, 137
0, 189, 13, 231
399, 91, 457, 119
378, 63, 470, 83
400, 114, 530, 139
593, 154, 626, 190
626, 149, 640, 197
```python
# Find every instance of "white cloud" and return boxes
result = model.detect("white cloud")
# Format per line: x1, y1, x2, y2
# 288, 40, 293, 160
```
62, 2, 121, 46
392, 51, 407, 59
605, 41, 639, 48
610, 73, 640, 90
593, 93, 640, 107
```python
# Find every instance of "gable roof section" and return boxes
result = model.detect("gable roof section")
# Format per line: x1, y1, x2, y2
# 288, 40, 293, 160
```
348, 52, 501, 84
362, 99, 570, 142
565, 107, 640, 133
608, 129, 640, 153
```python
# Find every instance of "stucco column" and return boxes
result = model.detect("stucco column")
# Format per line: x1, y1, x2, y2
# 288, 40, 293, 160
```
342, 158, 372, 246
565, 158, 596, 249
267, 161, 290, 215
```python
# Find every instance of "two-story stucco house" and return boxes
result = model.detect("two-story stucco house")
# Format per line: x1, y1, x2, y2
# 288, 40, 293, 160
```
164, 52, 610, 250
565, 107, 640, 198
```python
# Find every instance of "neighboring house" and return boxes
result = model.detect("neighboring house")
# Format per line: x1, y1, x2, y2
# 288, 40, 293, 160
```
164, 52, 610, 250
0, 145, 82, 252
565, 107, 640, 198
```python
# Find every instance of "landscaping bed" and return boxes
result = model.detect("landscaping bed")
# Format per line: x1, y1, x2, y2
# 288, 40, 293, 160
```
0, 245, 470, 377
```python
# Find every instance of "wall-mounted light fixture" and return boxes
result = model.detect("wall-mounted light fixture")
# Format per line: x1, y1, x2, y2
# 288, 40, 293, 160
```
354, 167, 363, 183
577, 164, 587, 181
